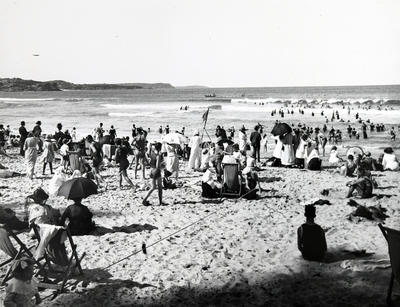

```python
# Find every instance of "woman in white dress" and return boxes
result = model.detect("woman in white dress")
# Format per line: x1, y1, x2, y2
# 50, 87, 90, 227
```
281, 133, 295, 167
188, 130, 202, 170
382, 147, 399, 171
165, 143, 179, 181
24, 133, 39, 180
238, 126, 248, 151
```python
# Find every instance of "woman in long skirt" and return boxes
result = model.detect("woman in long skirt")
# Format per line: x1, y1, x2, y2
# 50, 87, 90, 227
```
165, 143, 179, 181
24, 133, 39, 180
42, 135, 56, 175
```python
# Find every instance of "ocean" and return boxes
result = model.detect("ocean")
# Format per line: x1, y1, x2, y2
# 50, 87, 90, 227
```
1, 85, 400, 141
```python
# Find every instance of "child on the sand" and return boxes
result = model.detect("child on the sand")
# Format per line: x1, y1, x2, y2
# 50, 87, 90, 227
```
4, 257, 41, 307
328, 146, 342, 165
142, 142, 164, 206
297, 205, 327, 261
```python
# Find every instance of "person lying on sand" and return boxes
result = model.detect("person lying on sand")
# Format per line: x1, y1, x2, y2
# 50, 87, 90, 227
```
346, 164, 373, 198
297, 205, 327, 261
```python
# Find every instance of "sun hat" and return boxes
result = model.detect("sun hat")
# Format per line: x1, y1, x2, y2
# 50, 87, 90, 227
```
27, 187, 49, 203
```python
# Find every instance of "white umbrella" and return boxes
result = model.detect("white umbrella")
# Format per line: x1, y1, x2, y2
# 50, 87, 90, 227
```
162, 133, 187, 146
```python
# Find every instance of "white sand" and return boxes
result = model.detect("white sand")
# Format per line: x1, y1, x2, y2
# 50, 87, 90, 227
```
0, 141, 399, 306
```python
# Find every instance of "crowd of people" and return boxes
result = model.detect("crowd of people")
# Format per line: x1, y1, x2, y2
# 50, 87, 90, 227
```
1, 114, 400, 305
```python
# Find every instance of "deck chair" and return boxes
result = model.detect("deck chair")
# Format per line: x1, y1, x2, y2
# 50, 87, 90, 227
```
379, 223, 400, 305
31, 223, 86, 298
0, 225, 47, 286
221, 163, 242, 198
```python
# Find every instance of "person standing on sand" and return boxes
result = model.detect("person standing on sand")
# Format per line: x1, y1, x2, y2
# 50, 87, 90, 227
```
115, 138, 135, 189
132, 127, 147, 180
109, 125, 117, 144
165, 143, 180, 182
238, 125, 248, 151
188, 130, 202, 170
19, 121, 28, 156
42, 135, 56, 175
250, 125, 262, 163
24, 132, 40, 180
86, 135, 106, 188
297, 205, 327, 261
142, 142, 164, 206
32, 121, 43, 152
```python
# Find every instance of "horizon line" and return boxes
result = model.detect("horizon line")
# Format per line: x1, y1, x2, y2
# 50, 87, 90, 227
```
1, 76, 400, 89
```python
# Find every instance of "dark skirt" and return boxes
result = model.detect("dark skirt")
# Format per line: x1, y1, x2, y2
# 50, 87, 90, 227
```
308, 158, 321, 171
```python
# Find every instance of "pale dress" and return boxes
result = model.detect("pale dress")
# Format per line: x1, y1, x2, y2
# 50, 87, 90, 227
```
281, 133, 295, 166
24, 137, 39, 179
382, 153, 399, 171
165, 144, 179, 173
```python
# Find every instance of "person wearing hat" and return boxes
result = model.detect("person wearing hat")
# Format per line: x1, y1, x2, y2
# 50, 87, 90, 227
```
238, 125, 248, 152
297, 205, 327, 261
32, 121, 43, 152
382, 147, 399, 171
42, 135, 56, 175
27, 187, 60, 226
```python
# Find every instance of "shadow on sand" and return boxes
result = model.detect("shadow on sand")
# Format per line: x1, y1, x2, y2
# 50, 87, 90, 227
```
48, 257, 393, 306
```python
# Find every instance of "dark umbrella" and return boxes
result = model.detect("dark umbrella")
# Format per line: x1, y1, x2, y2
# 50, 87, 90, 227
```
57, 177, 98, 199
271, 123, 292, 136
216, 138, 234, 146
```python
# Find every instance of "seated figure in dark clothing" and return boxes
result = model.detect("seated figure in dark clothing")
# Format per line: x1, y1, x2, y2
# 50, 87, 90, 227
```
0, 208, 28, 231
346, 164, 373, 198
297, 205, 327, 261
60, 198, 95, 235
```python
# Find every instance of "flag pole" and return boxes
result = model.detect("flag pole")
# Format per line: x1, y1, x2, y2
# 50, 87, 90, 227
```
201, 108, 209, 141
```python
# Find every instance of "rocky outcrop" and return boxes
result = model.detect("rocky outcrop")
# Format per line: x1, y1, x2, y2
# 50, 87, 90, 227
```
0, 78, 174, 92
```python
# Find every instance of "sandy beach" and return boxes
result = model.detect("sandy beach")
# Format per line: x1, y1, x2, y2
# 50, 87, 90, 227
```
1, 124, 399, 306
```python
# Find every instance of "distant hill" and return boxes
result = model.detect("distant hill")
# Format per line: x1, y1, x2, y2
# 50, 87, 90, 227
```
0, 78, 174, 92
176, 85, 209, 89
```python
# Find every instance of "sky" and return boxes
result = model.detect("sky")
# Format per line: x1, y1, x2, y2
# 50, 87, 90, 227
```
0, 0, 399, 87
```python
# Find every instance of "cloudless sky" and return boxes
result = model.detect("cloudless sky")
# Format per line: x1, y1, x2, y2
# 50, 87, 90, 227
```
1, 0, 399, 87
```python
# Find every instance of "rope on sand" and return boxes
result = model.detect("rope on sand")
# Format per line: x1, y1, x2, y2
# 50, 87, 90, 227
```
103, 187, 267, 270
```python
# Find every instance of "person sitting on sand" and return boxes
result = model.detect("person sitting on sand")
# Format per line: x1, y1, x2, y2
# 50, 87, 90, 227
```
60, 198, 95, 236
295, 134, 308, 168
306, 143, 321, 171
382, 147, 399, 171
4, 257, 41, 307
336, 154, 356, 176
328, 145, 342, 165
201, 168, 222, 198
0, 207, 28, 231
241, 166, 262, 200
361, 151, 381, 171
27, 188, 61, 226
142, 142, 165, 206
346, 163, 373, 198
297, 205, 327, 261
